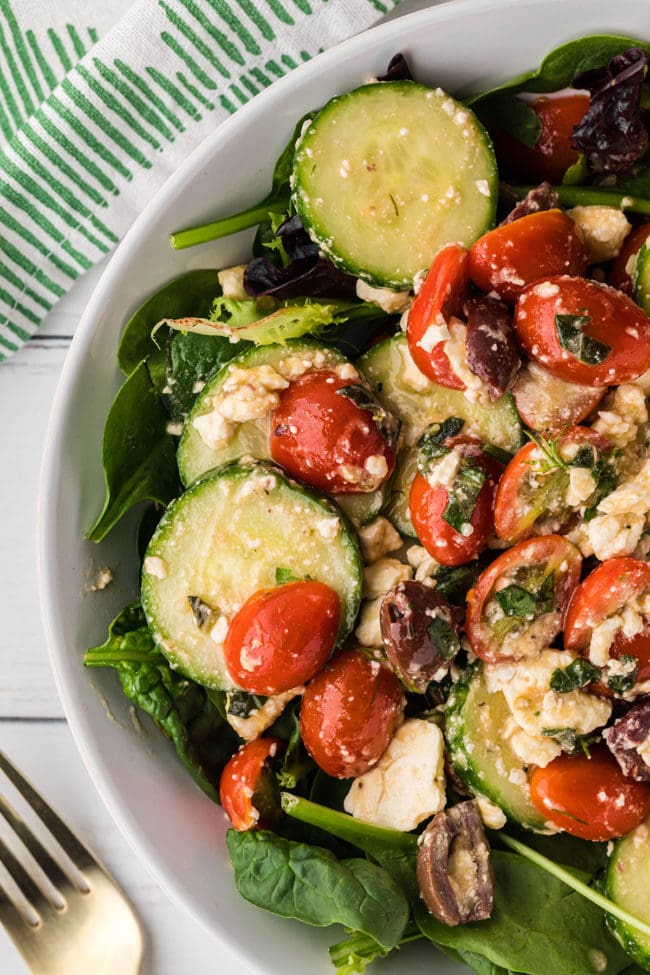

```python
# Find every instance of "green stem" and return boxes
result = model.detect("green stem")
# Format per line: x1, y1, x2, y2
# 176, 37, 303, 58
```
328, 923, 422, 968
280, 792, 417, 856
83, 648, 158, 666
169, 193, 290, 250
499, 833, 650, 940
507, 184, 650, 215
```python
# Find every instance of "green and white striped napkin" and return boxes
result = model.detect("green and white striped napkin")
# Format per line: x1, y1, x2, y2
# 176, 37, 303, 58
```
0, 0, 402, 361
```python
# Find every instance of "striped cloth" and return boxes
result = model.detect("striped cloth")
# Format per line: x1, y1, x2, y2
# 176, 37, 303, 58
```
0, 0, 402, 361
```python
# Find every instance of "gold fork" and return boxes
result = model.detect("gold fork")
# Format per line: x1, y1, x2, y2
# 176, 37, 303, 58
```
0, 752, 143, 974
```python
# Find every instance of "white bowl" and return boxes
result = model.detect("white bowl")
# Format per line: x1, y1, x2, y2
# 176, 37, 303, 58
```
38, 1, 650, 972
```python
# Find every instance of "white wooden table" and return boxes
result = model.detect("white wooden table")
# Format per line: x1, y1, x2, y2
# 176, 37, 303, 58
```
0, 3, 447, 969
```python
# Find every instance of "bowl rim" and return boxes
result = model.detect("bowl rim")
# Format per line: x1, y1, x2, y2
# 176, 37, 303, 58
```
36, 0, 640, 970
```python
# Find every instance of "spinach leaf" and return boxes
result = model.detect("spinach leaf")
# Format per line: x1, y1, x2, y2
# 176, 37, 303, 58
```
477, 95, 542, 147
415, 850, 635, 975
442, 463, 487, 534
165, 330, 243, 422
550, 657, 601, 693
226, 829, 409, 951
277, 709, 314, 790
84, 603, 237, 801
469, 35, 650, 104
117, 269, 220, 375
169, 113, 312, 250
87, 360, 180, 542
555, 314, 612, 366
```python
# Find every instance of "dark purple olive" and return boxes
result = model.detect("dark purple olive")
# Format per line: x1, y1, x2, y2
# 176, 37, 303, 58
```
465, 296, 520, 401
603, 698, 650, 782
417, 800, 494, 926
501, 181, 559, 224
380, 581, 460, 693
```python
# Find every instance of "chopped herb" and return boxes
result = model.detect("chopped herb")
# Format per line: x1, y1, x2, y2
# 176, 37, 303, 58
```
542, 727, 578, 751
426, 616, 461, 661
583, 453, 620, 520
226, 690, 268, 718
336, 384, 397, 443
555, 314, 612, 366
526, 430, 569, 472
442, 462, 487, 534
188, 595, 218, 630
550, 658, 601, 693
483, 442, 514, 465
607, 654, 639, 694
275, 567, 301, 584
417, 417, 465, 474
433, 562, 481, 605
494, 571, 554, 620
569, 444, 597, 469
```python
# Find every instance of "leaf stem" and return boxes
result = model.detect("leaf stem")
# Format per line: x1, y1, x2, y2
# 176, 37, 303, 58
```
499, 832, 650, 940
280, 793, 417, 855
84, 648, 158, 666
506, 184, 650, 215
169, 194, 290, 250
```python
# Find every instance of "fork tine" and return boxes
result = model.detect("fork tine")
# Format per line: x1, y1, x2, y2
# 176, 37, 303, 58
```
0, 880, 36, 939
0, 753, 94, 873
0, 834, 61, 923
0, 794, 76, 895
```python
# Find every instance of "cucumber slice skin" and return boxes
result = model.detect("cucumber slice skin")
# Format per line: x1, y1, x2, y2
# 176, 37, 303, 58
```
178, 338, 387, 525
293, 81, 498, 289
606, 818, 650, 967
445, 663, 551, 832
634, 237, 650, 315
358, 334, 524, 453
141, 460, 362, 691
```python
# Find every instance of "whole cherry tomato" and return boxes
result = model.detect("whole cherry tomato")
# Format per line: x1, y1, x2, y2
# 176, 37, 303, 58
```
465, 534, 582, 663
514, 275, 650, 386
492, 93, 590, 184
610, 222, 650, 295
409, 439, 500, 567
530, 747, 650, 841
564, 557, 650, 688
469, 210, 586, 303
300, 649, 404, 778
220, 737, 282, 831
270, 371, 396, 494
494, 426, 611, 544
224, 581, 340, 695
406, 243, 469, 389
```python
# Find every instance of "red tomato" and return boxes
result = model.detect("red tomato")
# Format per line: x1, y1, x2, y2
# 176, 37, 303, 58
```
300, 649, 404, 779
511, 360, 604, 433
270, 371, 396, 494
220, 738, 282, 831
610, 222, 650, 295
224, 581, 340, 695
469, 210, 586, 303
494, 426, 611, 544
465, 534, 582, 663
492, 93, 590, 184
406, 243, 469, 389
409, 441, 500, 567
514, 275, 650, 386
530, 747, 650, 841
565, 558, 650, 686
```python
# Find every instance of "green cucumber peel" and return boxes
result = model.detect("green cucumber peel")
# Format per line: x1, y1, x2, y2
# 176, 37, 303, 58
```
498, 833, 650, 942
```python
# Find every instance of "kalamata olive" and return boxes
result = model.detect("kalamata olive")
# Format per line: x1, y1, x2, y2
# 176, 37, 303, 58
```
465, 296, 520, 401
501, 181, 559, 224
380, 581, 460, 693
603, 699, 650, 782
416, 800, 494, 926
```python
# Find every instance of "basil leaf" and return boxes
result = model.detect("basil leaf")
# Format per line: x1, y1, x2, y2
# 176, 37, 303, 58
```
187, 596, 218, 630
226, 690, 268, 718
442, 462, 487, 533
550, 658, 601, 693
433, 562, 481, 605
536, 571, 556, 614
478, 94, 542, 147
607, 654, 639, 693
494, 584, 538, 618
555, 313, 612, 366
542, 727, 578, 751
336, 384, 397, 442
427, 616, 461, 662
275, 567, 301, 584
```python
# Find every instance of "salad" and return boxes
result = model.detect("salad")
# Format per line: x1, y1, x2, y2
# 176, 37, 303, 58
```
84, 34, 650, 975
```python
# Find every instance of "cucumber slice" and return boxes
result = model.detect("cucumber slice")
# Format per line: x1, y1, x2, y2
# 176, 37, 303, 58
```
384, 446, 417, 537
141, 460, 362, 690
446, 663, 551, 832
606, 816, 650, 966
178, 338, 386, 525
292, 82, 497, 288
634, 235, 650, 314
358, 334, 523, 452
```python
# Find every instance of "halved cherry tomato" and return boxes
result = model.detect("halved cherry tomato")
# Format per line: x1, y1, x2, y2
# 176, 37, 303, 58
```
409, 440, 500, 567
530, 746, 650, 841
511, 360, 604, 432
220, 737, 282, 831
494, 426, 611, 544
270, 371, 396, 494
514, 275, 650, 386
492, 93, 590, 184
610, 222, 650, 295
564, 557, 650, 687
300, 649, 404, 779
406, 243, 468, 389
465, 534, 582, 663
468, 210, 586, 303
224, 581, 340, 695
